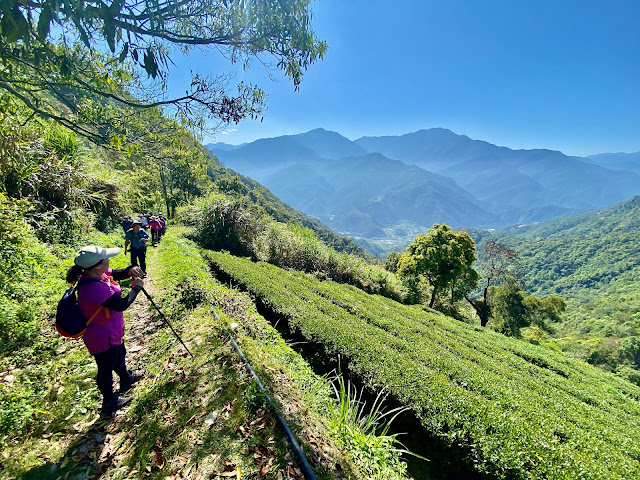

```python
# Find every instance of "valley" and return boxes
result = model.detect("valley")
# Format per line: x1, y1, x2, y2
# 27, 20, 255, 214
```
208, 128, 640, 255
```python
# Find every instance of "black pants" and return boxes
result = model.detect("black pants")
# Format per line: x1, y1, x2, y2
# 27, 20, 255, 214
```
93, 343, 131, 400
151, 230, 160, 243
130, 246, 147, 272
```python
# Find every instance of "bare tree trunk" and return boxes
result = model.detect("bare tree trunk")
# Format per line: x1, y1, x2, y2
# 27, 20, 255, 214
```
158, 168, 170, 216
466, 293, 490, 327
429, 287, 438, 308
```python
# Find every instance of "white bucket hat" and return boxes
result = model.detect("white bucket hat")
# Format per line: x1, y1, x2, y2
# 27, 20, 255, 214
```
74, 245, 120, 269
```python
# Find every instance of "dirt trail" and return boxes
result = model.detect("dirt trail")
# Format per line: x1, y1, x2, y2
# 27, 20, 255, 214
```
108, 245, 163, 413
120, 262, 162, 375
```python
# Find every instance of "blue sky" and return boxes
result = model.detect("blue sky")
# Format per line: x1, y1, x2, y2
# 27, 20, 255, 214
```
167, 0, 640, 156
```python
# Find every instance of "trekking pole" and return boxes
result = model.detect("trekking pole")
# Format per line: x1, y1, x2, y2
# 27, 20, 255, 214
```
140, 287, 194, 358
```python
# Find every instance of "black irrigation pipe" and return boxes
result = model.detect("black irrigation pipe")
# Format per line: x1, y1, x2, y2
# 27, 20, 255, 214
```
212, 309, 317, 480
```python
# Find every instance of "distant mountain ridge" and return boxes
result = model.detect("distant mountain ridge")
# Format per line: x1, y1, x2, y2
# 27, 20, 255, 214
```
208, 128, 640, 254
261, 152, 499, 237
584, 152, 640, 174
209, 129, 500, 240
355, 129, 640, 221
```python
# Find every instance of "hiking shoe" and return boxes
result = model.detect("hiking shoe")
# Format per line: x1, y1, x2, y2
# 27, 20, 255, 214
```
119, 370, 144, 394
100, 393, 132, 418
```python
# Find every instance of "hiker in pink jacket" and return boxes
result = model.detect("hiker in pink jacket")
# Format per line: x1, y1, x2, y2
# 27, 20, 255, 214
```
66, 245, 145, 417
148, 216, 162, 245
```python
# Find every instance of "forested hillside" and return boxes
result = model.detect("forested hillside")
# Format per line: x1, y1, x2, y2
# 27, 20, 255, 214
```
471, 196, 640, 383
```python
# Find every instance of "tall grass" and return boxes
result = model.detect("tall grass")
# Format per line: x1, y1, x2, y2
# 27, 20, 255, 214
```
328, 370, 419, 480
179, 193, 407, 301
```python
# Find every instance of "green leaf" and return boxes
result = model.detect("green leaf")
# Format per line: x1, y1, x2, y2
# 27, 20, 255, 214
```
36, 4, 55, 42
102, 9, 116, 52
118, 42, 129, 62
2, 6, 30, 44
144, 48, 157, 78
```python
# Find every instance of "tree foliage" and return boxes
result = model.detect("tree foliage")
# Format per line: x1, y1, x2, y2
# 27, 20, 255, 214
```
489, 276, 566, 337
0, 0, 327, 143
398, 224, 478, 309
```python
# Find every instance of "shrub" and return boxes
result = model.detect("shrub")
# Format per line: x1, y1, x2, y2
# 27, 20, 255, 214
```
179, 194, 264, 256
181, 194, 407, 302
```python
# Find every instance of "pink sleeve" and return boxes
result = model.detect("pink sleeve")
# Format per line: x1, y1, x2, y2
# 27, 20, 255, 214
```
81, 281, 114, 306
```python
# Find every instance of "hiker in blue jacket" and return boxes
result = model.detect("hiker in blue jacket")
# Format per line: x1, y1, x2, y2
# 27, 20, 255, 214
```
124, 219, 149, 273
121, 215, 133, 234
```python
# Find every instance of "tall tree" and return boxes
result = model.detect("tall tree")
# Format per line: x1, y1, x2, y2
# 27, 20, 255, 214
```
467, 241, 522, 327
398, 224, 478, 309
0, 0, 327, 143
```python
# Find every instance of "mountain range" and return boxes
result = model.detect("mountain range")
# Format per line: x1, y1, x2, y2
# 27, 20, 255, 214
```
207, 128, 640, 253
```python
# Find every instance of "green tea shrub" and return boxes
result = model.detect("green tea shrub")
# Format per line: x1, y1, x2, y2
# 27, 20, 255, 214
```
209, 251, 640, 480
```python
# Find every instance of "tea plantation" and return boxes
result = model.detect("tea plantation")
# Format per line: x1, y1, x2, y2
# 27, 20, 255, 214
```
206, 251, 640, 480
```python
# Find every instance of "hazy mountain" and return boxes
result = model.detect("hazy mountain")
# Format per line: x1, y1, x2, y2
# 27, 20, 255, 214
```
208, 127, 640, 253
261, 153, 499, 236
209, 128, 367, 177
205, 141, 245, 151
287, 128, 368, 159
355, 129, 640, 223
208, 130, 500, 238
584, 152, 640, 174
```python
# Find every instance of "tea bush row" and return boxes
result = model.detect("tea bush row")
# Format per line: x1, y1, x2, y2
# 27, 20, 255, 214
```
207, 251, 640, 480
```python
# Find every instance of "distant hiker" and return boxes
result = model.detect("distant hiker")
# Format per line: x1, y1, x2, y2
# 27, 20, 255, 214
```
124, 219, 149, 273
140, 214, 149, 229
148, 216, 162, 245
66, 245, 145, 417
159, 214, 167, 233
121, 216, 133, 234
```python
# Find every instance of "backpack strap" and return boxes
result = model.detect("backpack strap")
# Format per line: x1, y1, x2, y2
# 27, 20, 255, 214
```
86, 305, 104, 327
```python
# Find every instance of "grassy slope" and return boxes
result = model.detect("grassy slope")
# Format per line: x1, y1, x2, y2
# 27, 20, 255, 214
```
207, 251, 640, 480
0, 228, 411, 480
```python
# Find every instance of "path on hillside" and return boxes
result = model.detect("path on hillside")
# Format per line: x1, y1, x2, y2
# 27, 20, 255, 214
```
41, 244, 347, 480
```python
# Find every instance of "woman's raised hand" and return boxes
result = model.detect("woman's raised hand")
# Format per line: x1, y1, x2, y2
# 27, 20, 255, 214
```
129, 266, 143, 278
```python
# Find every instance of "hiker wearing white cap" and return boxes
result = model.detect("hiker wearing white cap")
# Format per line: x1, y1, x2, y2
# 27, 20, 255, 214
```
66, 245, 145, 417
